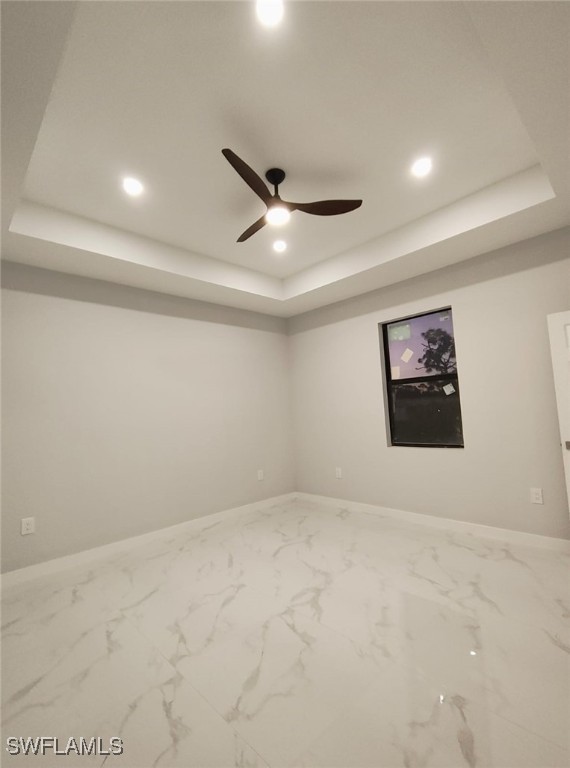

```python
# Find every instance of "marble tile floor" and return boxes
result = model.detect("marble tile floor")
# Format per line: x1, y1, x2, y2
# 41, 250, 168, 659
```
2, 498, 569, 768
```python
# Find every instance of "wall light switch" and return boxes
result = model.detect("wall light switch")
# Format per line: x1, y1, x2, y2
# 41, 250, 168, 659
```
21, 516, 35, 535
257, 469, 264, 481
530, 487, 544, 505
335, 467, 342, 479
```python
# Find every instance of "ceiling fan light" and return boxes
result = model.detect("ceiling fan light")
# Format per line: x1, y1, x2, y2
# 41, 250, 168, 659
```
256, 0, 284, 27
265, 205, 290, 226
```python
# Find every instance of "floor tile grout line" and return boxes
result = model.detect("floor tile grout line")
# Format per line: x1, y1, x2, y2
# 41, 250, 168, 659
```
494, 710, 570, 754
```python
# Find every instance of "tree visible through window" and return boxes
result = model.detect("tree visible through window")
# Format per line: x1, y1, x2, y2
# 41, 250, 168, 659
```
381, 308, 464, 447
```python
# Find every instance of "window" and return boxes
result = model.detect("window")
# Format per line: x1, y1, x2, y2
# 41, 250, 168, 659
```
381, 308, 464, 447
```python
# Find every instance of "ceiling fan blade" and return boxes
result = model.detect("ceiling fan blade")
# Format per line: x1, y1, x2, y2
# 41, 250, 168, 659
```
222, 148, 272, 204
237, 215, 267, 243
291, 199, 363, 216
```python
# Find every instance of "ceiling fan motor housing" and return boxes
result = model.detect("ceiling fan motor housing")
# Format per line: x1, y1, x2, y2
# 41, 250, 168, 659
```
265, 168, 286, 189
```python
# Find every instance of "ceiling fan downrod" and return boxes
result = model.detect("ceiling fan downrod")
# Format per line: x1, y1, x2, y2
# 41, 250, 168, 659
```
265, 167, 286, 197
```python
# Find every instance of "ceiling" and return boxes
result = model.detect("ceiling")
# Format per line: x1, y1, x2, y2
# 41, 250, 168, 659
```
2, 1, 569, 317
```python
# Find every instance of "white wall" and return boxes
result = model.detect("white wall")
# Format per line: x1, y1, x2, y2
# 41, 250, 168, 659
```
1, 264, 294, 572
289, 228, 570, 540
2, 229, 569, 574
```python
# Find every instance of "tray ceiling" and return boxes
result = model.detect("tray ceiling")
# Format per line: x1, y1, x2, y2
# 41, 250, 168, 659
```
2, 1, 569, 316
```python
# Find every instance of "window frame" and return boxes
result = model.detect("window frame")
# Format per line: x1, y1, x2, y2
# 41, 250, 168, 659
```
380, 307, 464, 449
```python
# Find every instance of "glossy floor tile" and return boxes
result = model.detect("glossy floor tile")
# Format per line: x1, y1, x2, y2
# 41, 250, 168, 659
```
2, 498, 569, 767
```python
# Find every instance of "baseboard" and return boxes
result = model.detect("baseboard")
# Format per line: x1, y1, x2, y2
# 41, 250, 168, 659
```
296, 492, 570, 552
4, 490, 567, 589
1, 492, 297, 589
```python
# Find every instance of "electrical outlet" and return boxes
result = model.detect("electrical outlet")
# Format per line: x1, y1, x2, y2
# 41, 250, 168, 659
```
530, 487, 544, 505
21, 516, 35, 535
335, 467, 342, 479
257, 469, 264, 481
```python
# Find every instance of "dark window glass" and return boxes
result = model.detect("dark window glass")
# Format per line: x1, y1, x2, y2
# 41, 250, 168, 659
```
381, 308, 464, 448
389, 379, 463, 446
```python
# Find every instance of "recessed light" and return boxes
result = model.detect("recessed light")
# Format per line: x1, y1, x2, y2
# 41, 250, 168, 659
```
256, 0, 284, 27
273, 240, 287, 253
411, 157, 432, 178
122, 176, 144, 196
265, 205, 290, 226
470, 650, 477, 656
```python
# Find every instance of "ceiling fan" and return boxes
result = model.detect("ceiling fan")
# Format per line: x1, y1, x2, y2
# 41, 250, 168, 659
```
222, 148, 363, 242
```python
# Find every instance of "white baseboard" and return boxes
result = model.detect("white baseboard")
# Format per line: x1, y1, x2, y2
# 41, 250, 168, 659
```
1, 492, 297, 590
295, 492, 570, 552
3, 490, 567, 590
